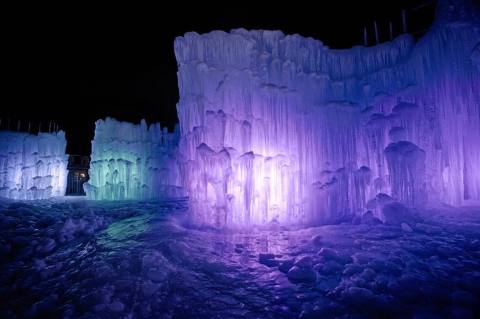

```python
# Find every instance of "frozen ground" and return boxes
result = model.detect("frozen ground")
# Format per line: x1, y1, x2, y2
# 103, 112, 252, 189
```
0, 198, 479, 319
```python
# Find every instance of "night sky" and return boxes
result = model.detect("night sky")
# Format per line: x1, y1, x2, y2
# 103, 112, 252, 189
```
3, 1, 435, 155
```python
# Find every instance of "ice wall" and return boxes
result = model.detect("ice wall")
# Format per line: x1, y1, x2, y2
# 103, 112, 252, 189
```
84, 118, 185, 200
0, 131, 68, 200
175, 0, 480, 227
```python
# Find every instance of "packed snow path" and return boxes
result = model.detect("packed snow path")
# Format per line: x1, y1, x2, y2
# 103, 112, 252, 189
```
0, 198, 479, 318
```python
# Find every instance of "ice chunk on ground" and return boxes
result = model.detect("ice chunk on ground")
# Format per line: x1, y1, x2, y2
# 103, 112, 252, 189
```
258, 253, 278, 267
401, 222, 413, 232
287, 265, 317, 283
380, 202, 422, 226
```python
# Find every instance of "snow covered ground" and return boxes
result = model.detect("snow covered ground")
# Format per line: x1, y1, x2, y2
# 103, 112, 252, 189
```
1, 198, 479, 318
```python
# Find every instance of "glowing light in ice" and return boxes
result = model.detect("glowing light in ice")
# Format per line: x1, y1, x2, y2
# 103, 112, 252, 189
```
84, 118, 185, 200
174, 3, 480, 227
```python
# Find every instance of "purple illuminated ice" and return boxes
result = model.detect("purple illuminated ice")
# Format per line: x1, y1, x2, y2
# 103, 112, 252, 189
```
174, 1, 480, 227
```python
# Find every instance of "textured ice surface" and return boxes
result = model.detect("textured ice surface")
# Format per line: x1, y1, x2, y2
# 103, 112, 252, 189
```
174, 1, 480, 227
0, 198, 479, 318
84, 118, 185, 200
0, 131, 68, 200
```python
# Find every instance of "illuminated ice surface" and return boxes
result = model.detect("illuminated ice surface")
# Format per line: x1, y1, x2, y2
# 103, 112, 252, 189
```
2, 1, 479, 318
0, 131, 68, 200
0, 198, 479, 318
175, 0, 480, 227
84, 118, 185, 200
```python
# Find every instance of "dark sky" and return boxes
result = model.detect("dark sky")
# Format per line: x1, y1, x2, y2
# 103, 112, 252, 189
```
3, 1, 435, 155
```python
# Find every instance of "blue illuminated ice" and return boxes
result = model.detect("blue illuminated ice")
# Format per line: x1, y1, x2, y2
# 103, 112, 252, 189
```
84, 118, 185, 200
0, 131, 68, 200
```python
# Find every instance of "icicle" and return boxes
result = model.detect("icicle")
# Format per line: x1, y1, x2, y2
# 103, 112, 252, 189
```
374, 21, 380, 44
363, 27, 368, 46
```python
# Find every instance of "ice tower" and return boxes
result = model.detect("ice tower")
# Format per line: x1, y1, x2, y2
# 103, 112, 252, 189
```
0, 131, 68, 200
84, 118, 184, 200
174, 0, 480, 227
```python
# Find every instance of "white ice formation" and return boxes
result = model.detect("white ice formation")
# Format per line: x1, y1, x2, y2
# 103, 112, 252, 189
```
84, 118, 184, 200
174, 0, 480, 227
0, 131, 68, 200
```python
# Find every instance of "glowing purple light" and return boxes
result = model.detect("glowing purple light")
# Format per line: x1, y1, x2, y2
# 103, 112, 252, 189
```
174, 21, 480, 228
